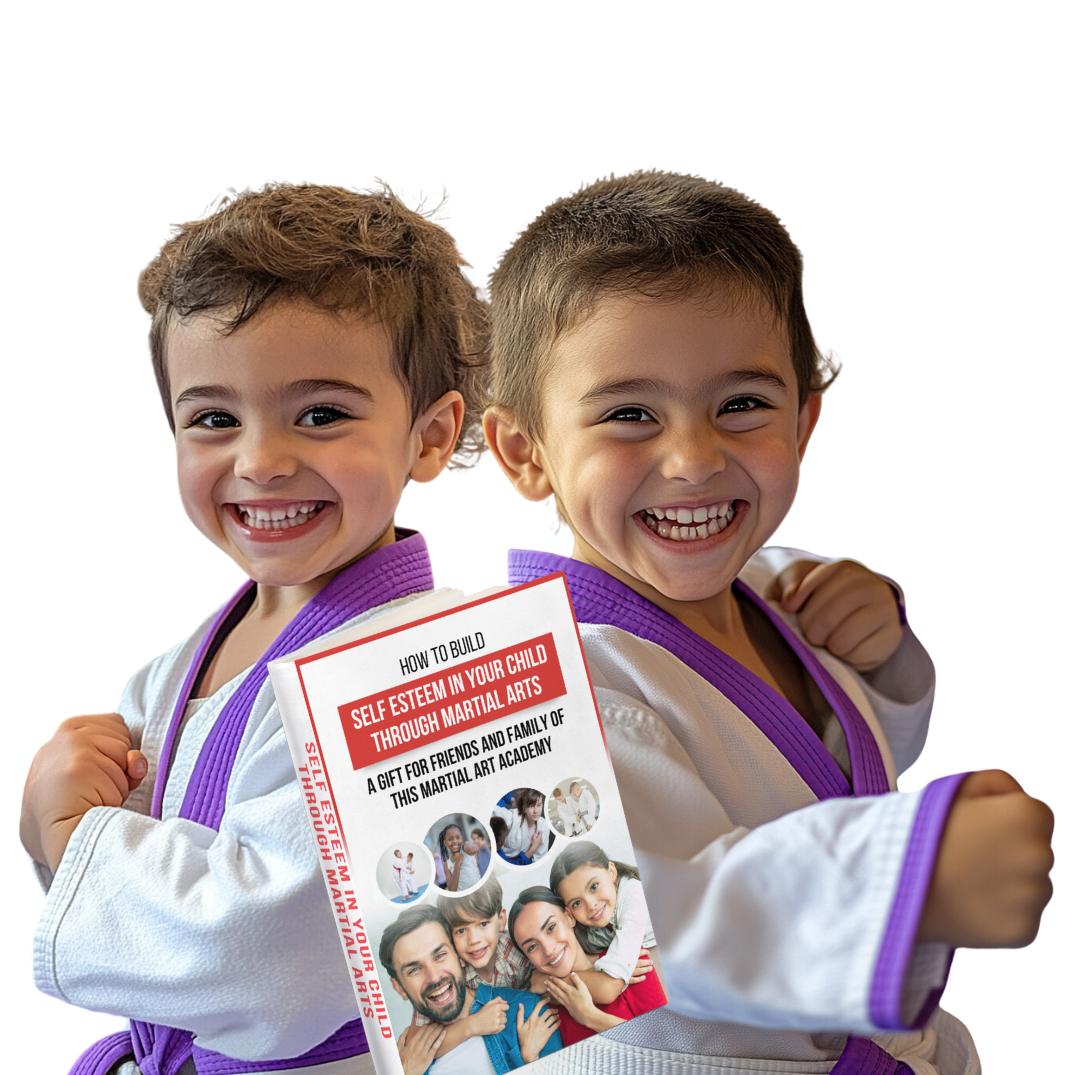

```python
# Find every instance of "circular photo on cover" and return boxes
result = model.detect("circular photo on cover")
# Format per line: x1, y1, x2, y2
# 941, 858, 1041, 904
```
490, 788, 553, 866
376, 841, 431, 905
424, 813, 491, 894
548, 777, 600, 837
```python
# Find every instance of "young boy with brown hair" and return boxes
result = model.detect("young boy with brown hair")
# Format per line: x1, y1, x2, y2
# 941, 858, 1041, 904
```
484, 171, 1054, 1074
20, 183, 487, 1075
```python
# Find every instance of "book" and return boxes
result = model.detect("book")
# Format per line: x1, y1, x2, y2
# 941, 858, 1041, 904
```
268, 573, 667, 1073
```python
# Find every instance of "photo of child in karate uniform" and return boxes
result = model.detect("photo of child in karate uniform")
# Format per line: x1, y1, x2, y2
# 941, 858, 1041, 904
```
492, 789, 552, 865
548, 778, 600, 836
378, 843, 430, 905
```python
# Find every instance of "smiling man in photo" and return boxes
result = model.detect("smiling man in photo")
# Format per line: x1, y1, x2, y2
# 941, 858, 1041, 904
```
381, 904, 562, 1074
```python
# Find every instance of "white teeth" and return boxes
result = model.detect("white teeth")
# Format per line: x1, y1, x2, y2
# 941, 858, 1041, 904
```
238, 502, 324, 530
640, 502, 738, 543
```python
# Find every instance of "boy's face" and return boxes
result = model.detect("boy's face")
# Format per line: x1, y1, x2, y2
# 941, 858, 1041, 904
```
491, 293, 819, 609
471, 832, 487, 849
167, 302, 459, 593
449, 908, 506, 972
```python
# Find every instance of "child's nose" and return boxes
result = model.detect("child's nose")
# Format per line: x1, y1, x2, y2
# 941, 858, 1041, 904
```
660, 427, 727, 486
234, 429, 299, 484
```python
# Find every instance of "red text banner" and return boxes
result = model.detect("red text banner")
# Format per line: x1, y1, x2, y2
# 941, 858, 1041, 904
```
337, 633, 565, 769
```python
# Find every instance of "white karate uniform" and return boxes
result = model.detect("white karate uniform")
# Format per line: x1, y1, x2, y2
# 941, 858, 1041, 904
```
573, 787, 597, 828
493, 806, 552, 862
510, 547, 979, 1075
393, 859, 410, 899
556, 797, 584, 835
405, 861, 418, 894
33, 590, 427, 1074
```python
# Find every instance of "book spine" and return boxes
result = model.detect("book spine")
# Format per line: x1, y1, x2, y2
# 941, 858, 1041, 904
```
269, 661, 404, 1075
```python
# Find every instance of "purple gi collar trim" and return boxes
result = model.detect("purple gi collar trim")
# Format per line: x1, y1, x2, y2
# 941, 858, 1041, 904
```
735, 583, 890, 797
509, 550, 880, 801
179, 530, 432, 829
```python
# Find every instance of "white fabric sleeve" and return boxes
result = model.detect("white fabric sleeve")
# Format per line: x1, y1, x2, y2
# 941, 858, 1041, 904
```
592, 879, 652, 986
600, 690, 953, 1034
33, 683, 358, 1061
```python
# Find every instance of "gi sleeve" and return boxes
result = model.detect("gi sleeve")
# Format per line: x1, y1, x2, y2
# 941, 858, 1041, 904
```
599, 688, 963, 1035
33, 665, 358, 1062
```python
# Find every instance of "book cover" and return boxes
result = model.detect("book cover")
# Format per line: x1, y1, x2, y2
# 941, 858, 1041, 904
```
268, 573, 667, 1073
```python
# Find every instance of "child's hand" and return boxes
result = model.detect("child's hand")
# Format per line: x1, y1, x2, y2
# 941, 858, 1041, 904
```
526, 829, 544, 857
629, 948, 654, 986
467, 996, 509, 1037
516, 1000, 560, 1063
21, 714, 148, 872
397, 1023, 446, 1075
462, 839, 478, 855
774, 559, 903, 672
918, 770, 1054, 948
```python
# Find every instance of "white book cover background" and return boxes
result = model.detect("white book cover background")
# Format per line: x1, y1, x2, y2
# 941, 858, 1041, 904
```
268, 574, 662, 1071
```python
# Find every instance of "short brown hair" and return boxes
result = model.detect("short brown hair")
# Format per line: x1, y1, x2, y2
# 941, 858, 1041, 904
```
489, 170, 835, 436
438, 875, 504, 929
139, 183, 489, 461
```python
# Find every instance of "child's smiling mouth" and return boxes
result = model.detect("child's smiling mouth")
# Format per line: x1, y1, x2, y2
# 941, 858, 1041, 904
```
228, 500, 330, 534
638, 500, 739, 542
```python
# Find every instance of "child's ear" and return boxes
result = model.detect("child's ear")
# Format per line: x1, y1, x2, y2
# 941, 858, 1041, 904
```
796, 392, 822, 461
410, 391, 465, 483
482, 407, 553, 502
498, 908, 507, 931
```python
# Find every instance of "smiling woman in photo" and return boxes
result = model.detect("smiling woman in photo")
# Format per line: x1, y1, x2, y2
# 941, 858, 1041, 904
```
508, 887, 666, 1045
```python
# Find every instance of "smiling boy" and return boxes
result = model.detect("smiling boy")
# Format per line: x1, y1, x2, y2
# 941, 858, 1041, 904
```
485, 172, 1053, 1074
20, 184, 487, 1075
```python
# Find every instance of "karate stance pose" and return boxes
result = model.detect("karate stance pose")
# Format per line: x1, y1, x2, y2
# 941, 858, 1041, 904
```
20, 183, 488, 1075
484, 171, 1054, 1074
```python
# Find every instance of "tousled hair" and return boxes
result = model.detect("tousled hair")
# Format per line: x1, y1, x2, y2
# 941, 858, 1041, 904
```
139, 183, 489, 460
379, 904, 451, 982
489, 170, 836, 437
437, 875, 504, 930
